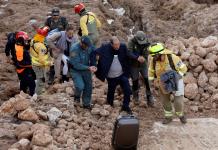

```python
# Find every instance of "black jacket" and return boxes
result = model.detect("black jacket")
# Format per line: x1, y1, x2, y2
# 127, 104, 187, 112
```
5, 32, 16, 62
94, 43, 130, 81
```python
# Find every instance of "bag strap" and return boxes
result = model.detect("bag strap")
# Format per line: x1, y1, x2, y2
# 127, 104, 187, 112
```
153, 54, 176, 78
167, 54, 176, 71
153, 57, 157, 78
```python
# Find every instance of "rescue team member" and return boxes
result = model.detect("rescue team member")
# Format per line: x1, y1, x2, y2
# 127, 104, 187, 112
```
14, 32, 36, 96
148, 43, 187, 124
74, 3, 101, 46
69, 36, 96, 110
30, 26, 53, 94
128, 31, 154, 107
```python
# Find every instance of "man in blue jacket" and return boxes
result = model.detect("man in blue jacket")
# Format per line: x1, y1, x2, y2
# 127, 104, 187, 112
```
94, 36, 132, 114
69, 36, 96, 109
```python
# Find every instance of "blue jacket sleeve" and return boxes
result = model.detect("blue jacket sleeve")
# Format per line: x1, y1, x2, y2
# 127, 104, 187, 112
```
69, 50, 89, 71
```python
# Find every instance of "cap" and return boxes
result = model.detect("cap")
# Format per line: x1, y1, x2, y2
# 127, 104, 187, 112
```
135, 31, 148, 45
81, 36, 92, 47
52, 7, 60, 16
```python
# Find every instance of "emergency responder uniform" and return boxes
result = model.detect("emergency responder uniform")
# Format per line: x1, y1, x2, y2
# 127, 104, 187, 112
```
69, 36, 96, 109
74, 3, 101, 46
148, 43, 187, 124
128, 31, 154, 107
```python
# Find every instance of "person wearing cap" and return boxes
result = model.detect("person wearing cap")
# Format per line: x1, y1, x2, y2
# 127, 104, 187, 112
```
45, 7, 68, 31
148, 43, 187, 124
47, 26, 78, 83
69, 36, 96, 109
30, 26, 53, 94
74, 3, 101, 46
127, 31, 154, 107
93, 36, 132, 114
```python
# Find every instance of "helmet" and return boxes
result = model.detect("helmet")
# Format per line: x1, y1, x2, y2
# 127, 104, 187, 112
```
16, 31, 29, 41
74, 3, 85, 14
135, 31, 148, 45
37, 26, 50, 36
148, 43, 165, 56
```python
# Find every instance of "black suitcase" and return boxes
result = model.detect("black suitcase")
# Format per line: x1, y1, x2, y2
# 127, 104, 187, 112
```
112, 115, 139, 150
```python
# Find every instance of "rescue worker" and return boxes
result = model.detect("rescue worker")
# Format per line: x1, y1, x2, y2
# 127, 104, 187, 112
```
45, 7, 68, 31
94, 36, 132, 114
47, 26, 78, 83
128, 31, 154, 107
14, 31, 36, 96
148, 43, 187, 124
74, 3, 101, 46
69, 36, 96, 109
30, 26, 53, 94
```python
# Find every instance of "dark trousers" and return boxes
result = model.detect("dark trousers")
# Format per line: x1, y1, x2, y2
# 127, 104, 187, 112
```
106, 74, 132, 108
18, 68, 36, 96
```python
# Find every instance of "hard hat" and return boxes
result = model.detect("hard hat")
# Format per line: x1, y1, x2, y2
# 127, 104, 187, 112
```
16, 31, 29, 41
148, 43, 165, 55
74, 3, 85, 14
37, 26, 50, 36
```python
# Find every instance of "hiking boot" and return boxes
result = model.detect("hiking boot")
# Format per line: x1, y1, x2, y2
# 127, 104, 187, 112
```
179, 116, 187, 124
62, 75, 69, 83
74, 97, 80, 104
83, 104, 93, 110
106, 100, 114, 107
121, 106, 133, 115
162, 117, 173, 124
147, 95, 155, 107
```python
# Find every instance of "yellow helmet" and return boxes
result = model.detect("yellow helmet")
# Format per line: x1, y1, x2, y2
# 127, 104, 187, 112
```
148, 43, 165, 56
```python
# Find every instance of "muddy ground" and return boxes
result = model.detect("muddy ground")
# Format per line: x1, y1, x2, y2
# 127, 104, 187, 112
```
1, 0, 218, 150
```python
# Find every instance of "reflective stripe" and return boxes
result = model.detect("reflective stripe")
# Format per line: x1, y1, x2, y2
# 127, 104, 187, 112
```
16, 68, 25, 74
175, 111, 183, 117
164, 109, 173, 117
149, 77, 155, 80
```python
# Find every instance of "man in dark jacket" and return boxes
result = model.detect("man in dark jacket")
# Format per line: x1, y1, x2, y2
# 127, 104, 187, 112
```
45, 7, 68, 31
94, 36, 132, 114
128, 31, 154, 107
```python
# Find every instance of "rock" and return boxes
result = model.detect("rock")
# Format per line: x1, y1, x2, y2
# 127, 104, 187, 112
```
183, 72, 197, 84
62, 110, 71, 119
206, 53, 217, 61
31, 123, 51, 135
114, 100, 121, 107
189, 54, 201, 67
195, 47, 207, 58
211, 93, 218, 102
198, 71, 208, 87
190, 106, 198, 112
202, 59, 217, 72
14, 97, 31, 111
209, 76, 218, 88
180, 52, 191, 60
100, 109, 110, 117
19, 139, 30, 150
18, 108, 39, 122
66, 87, 73, 95
31, 132, 53, 147
91, 108, 101, 115
46, 107, 62, 124
15, 124, 33, 140
201, 36, 217, 48
185, 83, 198, 99
193, 65, 203, 73
0, 98, 17, 117
36, 110, 48, 120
